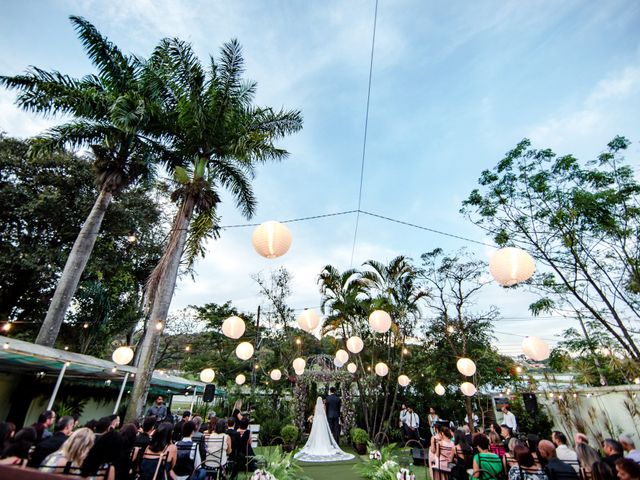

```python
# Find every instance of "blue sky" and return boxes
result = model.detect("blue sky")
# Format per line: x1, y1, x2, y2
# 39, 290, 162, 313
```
1, 0, 639, 355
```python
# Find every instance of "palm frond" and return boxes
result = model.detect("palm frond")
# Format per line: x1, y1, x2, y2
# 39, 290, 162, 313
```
28, 119, 112, 156
184, 207, 220, 269
210, 157, 257, 218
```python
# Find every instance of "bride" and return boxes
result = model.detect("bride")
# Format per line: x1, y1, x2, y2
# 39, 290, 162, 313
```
294, 396, 354, 462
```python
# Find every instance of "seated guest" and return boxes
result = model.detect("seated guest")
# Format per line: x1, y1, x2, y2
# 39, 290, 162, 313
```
591, 460, 616, 480
204, 419, 232, 471
40, 427, 94, 474
138, 423, 176, 480
82, 429, 121, 480
192, 416, 205, 459
602, 439, 624, 470
451, 428, 474, 480
489, 431, 506, 457
508, 445, 548, 480
206, 414, 218, 434
431, 426, 455, 476
94, 417, 112, 436
32, 410, 56, 443
538, 439, 578, 480
134, 416, 156, 449
0, 427, 37, 467
502, 425, 515, 451
575, 433, 589, 446
472, 433, 503, 480
29, 415, 75, 468
618, 434, 640, 463
576, 443, 600, 473
225, 417, 240, 459
173, 411, 191, 442
175, 421, 205, 480
114, 423, 138, 480
504, 438, 525, 470
615, 458, 640, 480
0, 422, 15, 452
552, 432, 578, 467
527, 434, 541, 464
236, 417, 256, 471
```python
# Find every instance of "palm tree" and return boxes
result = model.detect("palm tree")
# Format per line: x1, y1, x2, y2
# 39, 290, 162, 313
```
125, 38, 303, 420
318, 265, 368, 337
0, 16, 174, 346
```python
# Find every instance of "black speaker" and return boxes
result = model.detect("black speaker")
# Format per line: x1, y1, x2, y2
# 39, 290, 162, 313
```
522, 393, 538, 414
203, 384, 216, 403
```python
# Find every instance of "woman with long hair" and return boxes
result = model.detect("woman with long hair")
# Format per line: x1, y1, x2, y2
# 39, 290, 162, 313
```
507, 445, 548, 480
139, 422, 177, 480
0, 427, 36, 467
40, 427, 95, 474
204, 419, 232, 470
431, 426, 455, 480
576, 443, 600, 473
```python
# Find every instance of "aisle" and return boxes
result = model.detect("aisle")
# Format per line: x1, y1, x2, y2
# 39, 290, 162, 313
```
300, 456, 362, 480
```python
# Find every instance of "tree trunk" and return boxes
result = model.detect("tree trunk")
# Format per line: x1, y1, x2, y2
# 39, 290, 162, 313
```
36, 188, 113, 346
125, 201, 194, 422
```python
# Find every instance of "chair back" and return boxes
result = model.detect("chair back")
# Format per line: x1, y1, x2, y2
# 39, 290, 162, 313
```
204, 435, 227, 469
249, 424, 260, 448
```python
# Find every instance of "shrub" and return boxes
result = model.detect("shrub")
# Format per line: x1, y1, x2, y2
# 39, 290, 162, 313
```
351, 427, 369, 444
281, 425, 299, 444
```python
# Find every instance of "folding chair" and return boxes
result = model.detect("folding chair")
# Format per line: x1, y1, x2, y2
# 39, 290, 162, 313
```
202, 436, 227, 480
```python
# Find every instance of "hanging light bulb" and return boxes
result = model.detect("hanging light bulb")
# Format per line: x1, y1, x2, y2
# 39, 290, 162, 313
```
347, 362, 357, 374
368, 310, 392, 333
112, 346, 134, 365
292, 357, 306, 371
435, 383, 446, 396
398, 375, 411, 387
270, 369, 282, 381
489, 247, 535, 286
456, 358, 476, 377
235, 342, 254, 360
522, 336, 550, 361
252, 221, 292, 258
346, 336, 364, 354
222, 316, 246, 339
335, 349, 349, 364
374, 362, 389, 377
200, 368, 215, 383
155, 320, 164, 331
235, 374, 246, 385
460, 382, 477, 396
297, 309, 320, 332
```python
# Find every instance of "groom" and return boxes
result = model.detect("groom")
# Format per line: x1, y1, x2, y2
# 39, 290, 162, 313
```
326, 386, 341, 443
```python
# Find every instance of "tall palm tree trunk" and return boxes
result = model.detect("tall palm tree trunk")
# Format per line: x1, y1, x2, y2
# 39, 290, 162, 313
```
36, 188, 113, 346
125, 200, 194, 421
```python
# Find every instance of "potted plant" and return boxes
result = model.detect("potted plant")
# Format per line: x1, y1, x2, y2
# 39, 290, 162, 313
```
351, 427, 369, 455
280, 424, 299, 452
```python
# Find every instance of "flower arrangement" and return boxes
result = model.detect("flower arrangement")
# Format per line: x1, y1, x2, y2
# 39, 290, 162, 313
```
396, 468, 416, 480
251, 447, 311, 480
251, 470, 275, 480
369, 450, 382, 460
355, 443, 403, 480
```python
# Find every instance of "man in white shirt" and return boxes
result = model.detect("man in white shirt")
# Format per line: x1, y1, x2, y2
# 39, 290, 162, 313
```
402, 406, 420, 441
552, 431, 579, 471
619, 434, 640, 463
501, 405, 517, 432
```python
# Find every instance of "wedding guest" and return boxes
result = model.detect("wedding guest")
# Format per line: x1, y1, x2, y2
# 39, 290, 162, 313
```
0, 427, 36, 467
576, 443, 600, 472
134, 416, 156, 449
428, 407, 440, 437
0, 422, 15, 452
453, 428, 473, 469
146, 395, 168, 422
552, 431, 578, 467
192, 416, 205, 459
81, 429, 120, 480
236, 417, 256, 471
472, 433, 503, 480
32, 410, 56, 443
502, 425, 515, 451
527, 434, 541, 463
504, 438, 525, 471
538, 439, 578, 480
575, 433, 589, 445
138, 423, 176, 480
615, 458, 640, 480
618, 434, 640, 463
29, 415, 75, 468
489, 431, 506, 457
591, 460, 616, 480
431, 426, 455, 480
225, 417, 240, 459
602, 439, 624, 470
402, 406, 420, 441
175, 421, 205, 480
206, 413, 218, 434
173, 411, 191, 442
114, 423, 138, 480
39, 427, 94, 474
502, 405, 518, 432
204, 419, 232, 472
508, 445, 548, 480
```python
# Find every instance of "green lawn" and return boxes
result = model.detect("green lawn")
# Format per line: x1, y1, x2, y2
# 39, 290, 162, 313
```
299, 456, 362, 480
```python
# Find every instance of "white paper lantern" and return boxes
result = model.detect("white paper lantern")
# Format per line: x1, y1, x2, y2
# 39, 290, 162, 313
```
235, 342, 254, 360
398, 374, 411, 387
460, 382, 477, 396
270, 369, 282, 381
346, 336, 364, 354
369, 310, 392, 333
294, 368, 305, 375
522, 336, 550, 361
375, 362, 389, 377
112, 346, 134, 365
489, 247, 535, 286
335, 349, 349, 364
235, 374, 246, 385
334, 357, 344, 368
456, 358, 477, 377
222, 316, 245, 339
347, 362, 357, 373
200, 368, 215, 383
252, 221, 292, 259
297, 309, 320, 332
292, 357, 306, 371
435, 383, 446, 396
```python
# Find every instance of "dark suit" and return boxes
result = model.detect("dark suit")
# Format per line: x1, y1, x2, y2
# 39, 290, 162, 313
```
545, 457, 579, 480
28, 431, 68, 468
325, 393, 341, 443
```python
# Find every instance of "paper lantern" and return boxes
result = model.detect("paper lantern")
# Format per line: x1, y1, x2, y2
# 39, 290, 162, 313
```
200, 368, 215, 383
347, 362, 357, 373
270, 369, 282, 381
346, 336, 364, 354
335, 349, 349, 364
334, 357, 344, 368
456, 358, 476, 377
112, 346, 134, 365
460, 382, 477, 396
252, 221, 292, 258
235, 374, 246, 385
235, 342, 254, 360
375, 362, 389, 377
294, 368, 305, 375
292, 357, 306, 371
369, 310, 392, 333
297, 309, 320, 332
222, 316, 245, 339
522, 336, 550, 361
435, 383, 446, 396
398, 374, 411, 387
489, 247, 535, 286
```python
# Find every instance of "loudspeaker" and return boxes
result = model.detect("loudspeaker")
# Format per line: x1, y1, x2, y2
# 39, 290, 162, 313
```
522, 393, 538, 414
203, 384, 216, 403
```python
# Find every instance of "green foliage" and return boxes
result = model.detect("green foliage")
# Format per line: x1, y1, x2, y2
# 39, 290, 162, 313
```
280, 425, 299, 444
351, 427, 370, 444
354, 443, 401, 480
254, 447, 310, 480
508, 395, 553, 438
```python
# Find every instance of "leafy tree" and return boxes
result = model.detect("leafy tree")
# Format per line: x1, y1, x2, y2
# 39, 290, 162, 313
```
462, 137, 640, 360
126, 38, 302, 420
0, 16, 175, 346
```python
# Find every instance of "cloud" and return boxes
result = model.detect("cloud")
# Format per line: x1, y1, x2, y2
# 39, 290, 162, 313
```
0, 90, 61, 138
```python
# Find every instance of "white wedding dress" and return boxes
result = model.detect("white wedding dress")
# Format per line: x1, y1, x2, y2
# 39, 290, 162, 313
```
294, 397, 355, 462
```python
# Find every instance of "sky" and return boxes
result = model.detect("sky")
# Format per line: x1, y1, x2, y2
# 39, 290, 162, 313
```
1, 0, 640, 356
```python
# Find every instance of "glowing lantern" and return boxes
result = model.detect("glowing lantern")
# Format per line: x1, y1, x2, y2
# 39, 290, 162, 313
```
460, 382, 477, 396
398, 375, 411, 387
456, 358, 476, 377
297, 309, 320, 332
522, 336, 550, 361
292, 358, 306, 371
200, 368, 215, 383
270, 369, 282, 381
334, 357, 344, 368
347, 362, 357, 373
369, 310, 392, 333
112, 346, 134, 365
294, 368, 305, 375
235, 342, 254, 360
222, 316, 245, 339
235, 374, 246, 385
335, 349, 349, 364
346, 336, 364, 354
375, 362, 389, 377
252, 221, 292, 258
435, 383, 446, 396
489, 247, 535, 286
